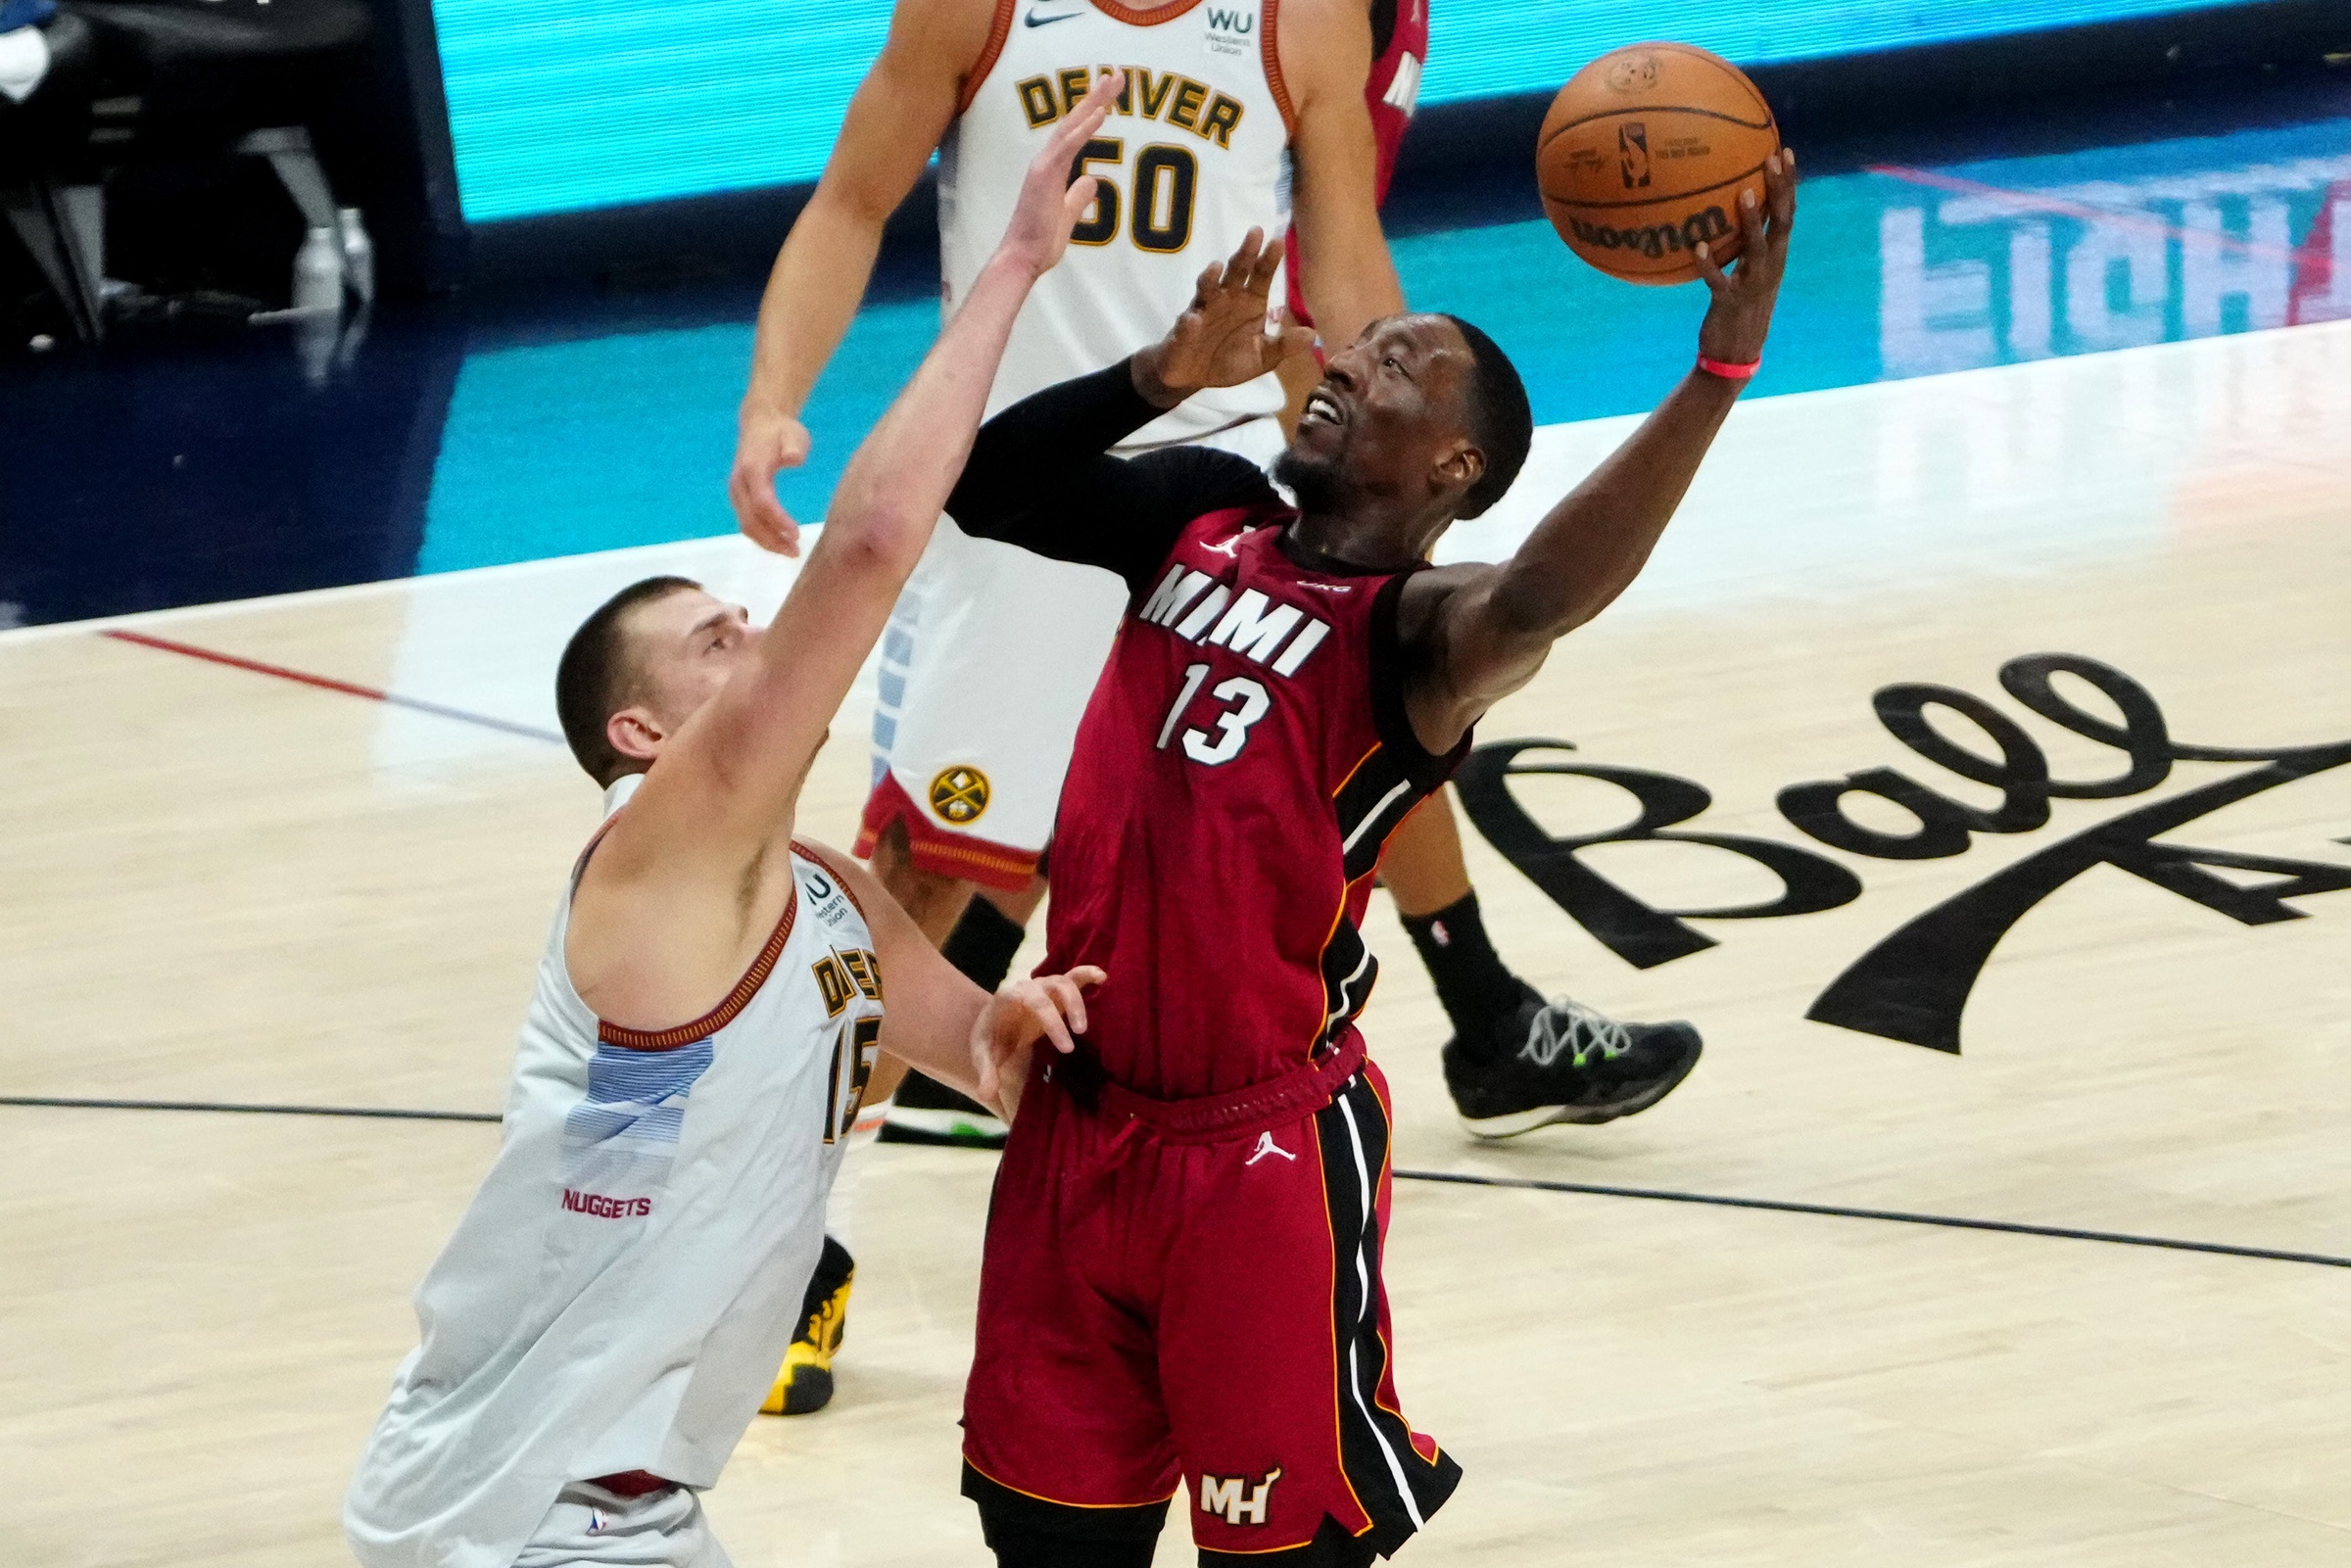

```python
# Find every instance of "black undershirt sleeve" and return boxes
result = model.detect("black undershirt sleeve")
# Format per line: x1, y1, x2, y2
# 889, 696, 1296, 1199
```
945, 358, 1282, 597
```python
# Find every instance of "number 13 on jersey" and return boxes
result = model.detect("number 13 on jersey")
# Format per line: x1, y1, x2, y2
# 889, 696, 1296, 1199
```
1157, 662, 1271, 765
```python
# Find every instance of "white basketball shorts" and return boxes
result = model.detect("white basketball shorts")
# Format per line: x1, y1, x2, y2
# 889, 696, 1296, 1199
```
510, 1481, 731, 1568
858, 414, 1288, 888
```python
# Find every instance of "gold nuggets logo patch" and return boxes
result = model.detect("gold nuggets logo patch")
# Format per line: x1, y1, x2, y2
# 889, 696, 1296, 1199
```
929, 766, 990, 826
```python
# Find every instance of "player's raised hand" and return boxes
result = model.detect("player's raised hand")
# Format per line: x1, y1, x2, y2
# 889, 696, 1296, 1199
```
997, 71, 1126, 279
970, 965, 1105, 1122
730, 405, 811, 555
1692, 148, 1796, 369
1131, 228, 1315, 406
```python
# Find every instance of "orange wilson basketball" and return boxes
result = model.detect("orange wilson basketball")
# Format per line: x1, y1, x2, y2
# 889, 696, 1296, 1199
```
1537, 42, 1780, 285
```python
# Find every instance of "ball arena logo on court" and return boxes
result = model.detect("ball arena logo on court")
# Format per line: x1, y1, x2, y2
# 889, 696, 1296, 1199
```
1458, 652, 2351, 1054
930, 765, 991, 825
1566, 206, 1731, 261
561, 1189, 652, 1220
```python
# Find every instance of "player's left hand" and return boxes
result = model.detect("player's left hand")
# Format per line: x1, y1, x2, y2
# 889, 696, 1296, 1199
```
1131, 228, 1316, 407
1693, 147, 1796, 368
971, 965, 1106, 1123
996, 71, 1127, 279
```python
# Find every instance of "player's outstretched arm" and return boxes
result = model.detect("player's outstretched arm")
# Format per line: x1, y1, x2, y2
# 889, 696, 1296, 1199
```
582, 78, 1125, 996
812, 848, 1100, 1121
1281, 0, 1406, 351
935, 227, 1307, 577
729, 0, 994, 555
943, 225, 1308, 539
662, 71, 1122, 831
1402, 151, 1797, 753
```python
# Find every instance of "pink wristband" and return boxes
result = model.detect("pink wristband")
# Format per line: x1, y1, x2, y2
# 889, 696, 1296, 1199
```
1697, 354, 1760, 382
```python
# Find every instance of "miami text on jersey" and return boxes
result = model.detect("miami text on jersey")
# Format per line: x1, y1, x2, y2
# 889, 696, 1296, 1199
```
1138, 560, 1332, 676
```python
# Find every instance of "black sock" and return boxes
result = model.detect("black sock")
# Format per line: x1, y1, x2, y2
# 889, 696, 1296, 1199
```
941, 895, 1028, 993
1401, 891, 1525, 1055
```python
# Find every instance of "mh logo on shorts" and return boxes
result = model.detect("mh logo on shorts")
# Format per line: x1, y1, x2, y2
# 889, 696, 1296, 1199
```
1199, 1466, 1281, 1526
930, 765, 990, 825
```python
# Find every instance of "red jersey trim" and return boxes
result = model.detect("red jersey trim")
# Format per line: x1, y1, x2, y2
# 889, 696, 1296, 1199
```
1329, 741, 1382, 802
791, 839, 870, 925
958, 0, 1018, 115
858, 772, 1041, 892
597, 886, 798, 1052
1263, 0, 1298, 137
1366, 572, 1466, 789
570, 809, 625, 891
1088, 0, 1208, 24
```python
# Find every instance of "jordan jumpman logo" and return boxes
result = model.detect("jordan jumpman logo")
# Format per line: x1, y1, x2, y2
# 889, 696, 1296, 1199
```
1245, 1131, 1295, 1165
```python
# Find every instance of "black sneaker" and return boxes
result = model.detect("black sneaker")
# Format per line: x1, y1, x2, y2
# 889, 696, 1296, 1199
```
761, 1235, 854, 1415
1443, 986, 1703, 1140
877, 1069, 1008, 1149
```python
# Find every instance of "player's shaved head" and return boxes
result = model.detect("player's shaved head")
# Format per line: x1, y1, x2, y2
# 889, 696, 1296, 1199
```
1434, 314, 1532, 518
556, 575, 702, 785
1275, 313, 1531, 558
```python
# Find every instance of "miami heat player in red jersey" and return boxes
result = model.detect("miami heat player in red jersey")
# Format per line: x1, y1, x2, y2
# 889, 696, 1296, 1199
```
950, 164, 1797, 1568
1045, 509, 1450, 1097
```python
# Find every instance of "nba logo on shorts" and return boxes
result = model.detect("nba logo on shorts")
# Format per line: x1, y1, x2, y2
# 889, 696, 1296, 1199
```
1618, 123, 1651, 189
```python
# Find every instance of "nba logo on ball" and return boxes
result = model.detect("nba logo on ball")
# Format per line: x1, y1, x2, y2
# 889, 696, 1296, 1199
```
1538, 42, 1780, 284
1618, 123, 1651, 189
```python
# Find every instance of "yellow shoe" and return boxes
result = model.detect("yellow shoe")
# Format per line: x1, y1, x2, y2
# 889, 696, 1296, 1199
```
761, 1236, 853, 1415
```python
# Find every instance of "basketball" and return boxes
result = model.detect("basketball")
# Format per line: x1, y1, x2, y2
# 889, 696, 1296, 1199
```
1537, 42, 1781, 285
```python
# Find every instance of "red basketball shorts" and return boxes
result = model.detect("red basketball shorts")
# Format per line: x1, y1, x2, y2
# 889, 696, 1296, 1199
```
961, 1054, 1460, 1560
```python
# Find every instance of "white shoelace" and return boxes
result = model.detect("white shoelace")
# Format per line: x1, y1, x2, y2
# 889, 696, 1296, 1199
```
1518, 997, 1634, 1069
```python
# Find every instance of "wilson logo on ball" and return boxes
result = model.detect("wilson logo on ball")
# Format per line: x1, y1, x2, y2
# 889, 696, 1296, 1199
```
1567, 205, 1732, 261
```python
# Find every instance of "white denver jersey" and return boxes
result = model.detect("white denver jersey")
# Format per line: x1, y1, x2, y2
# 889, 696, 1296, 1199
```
940, 0, 1293, 444
346, 779, 886, 1568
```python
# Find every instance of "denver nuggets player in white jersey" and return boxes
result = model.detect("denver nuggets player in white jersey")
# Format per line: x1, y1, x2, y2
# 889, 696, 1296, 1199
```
344, 96, 1120, 1568
940, 2, 1294, 442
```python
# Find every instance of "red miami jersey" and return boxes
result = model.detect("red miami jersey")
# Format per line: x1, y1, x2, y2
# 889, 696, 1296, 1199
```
1040, 503, 1464, 1099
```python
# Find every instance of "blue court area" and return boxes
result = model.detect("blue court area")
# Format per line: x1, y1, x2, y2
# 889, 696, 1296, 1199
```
3, 82, 2347, 626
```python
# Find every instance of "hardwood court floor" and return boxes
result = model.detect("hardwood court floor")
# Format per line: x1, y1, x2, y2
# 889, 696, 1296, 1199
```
3, 321, 2348, 1566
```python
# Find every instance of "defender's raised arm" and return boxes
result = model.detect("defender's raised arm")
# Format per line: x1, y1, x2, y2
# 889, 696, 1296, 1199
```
565, 74, 1127, 1033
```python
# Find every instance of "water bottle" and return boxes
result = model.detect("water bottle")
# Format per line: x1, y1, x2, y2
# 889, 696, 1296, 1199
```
293, 224, 344, 315
336, 207, 375, 306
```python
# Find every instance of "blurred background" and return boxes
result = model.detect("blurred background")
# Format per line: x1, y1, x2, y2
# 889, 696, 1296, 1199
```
1, 0, 2345, 628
